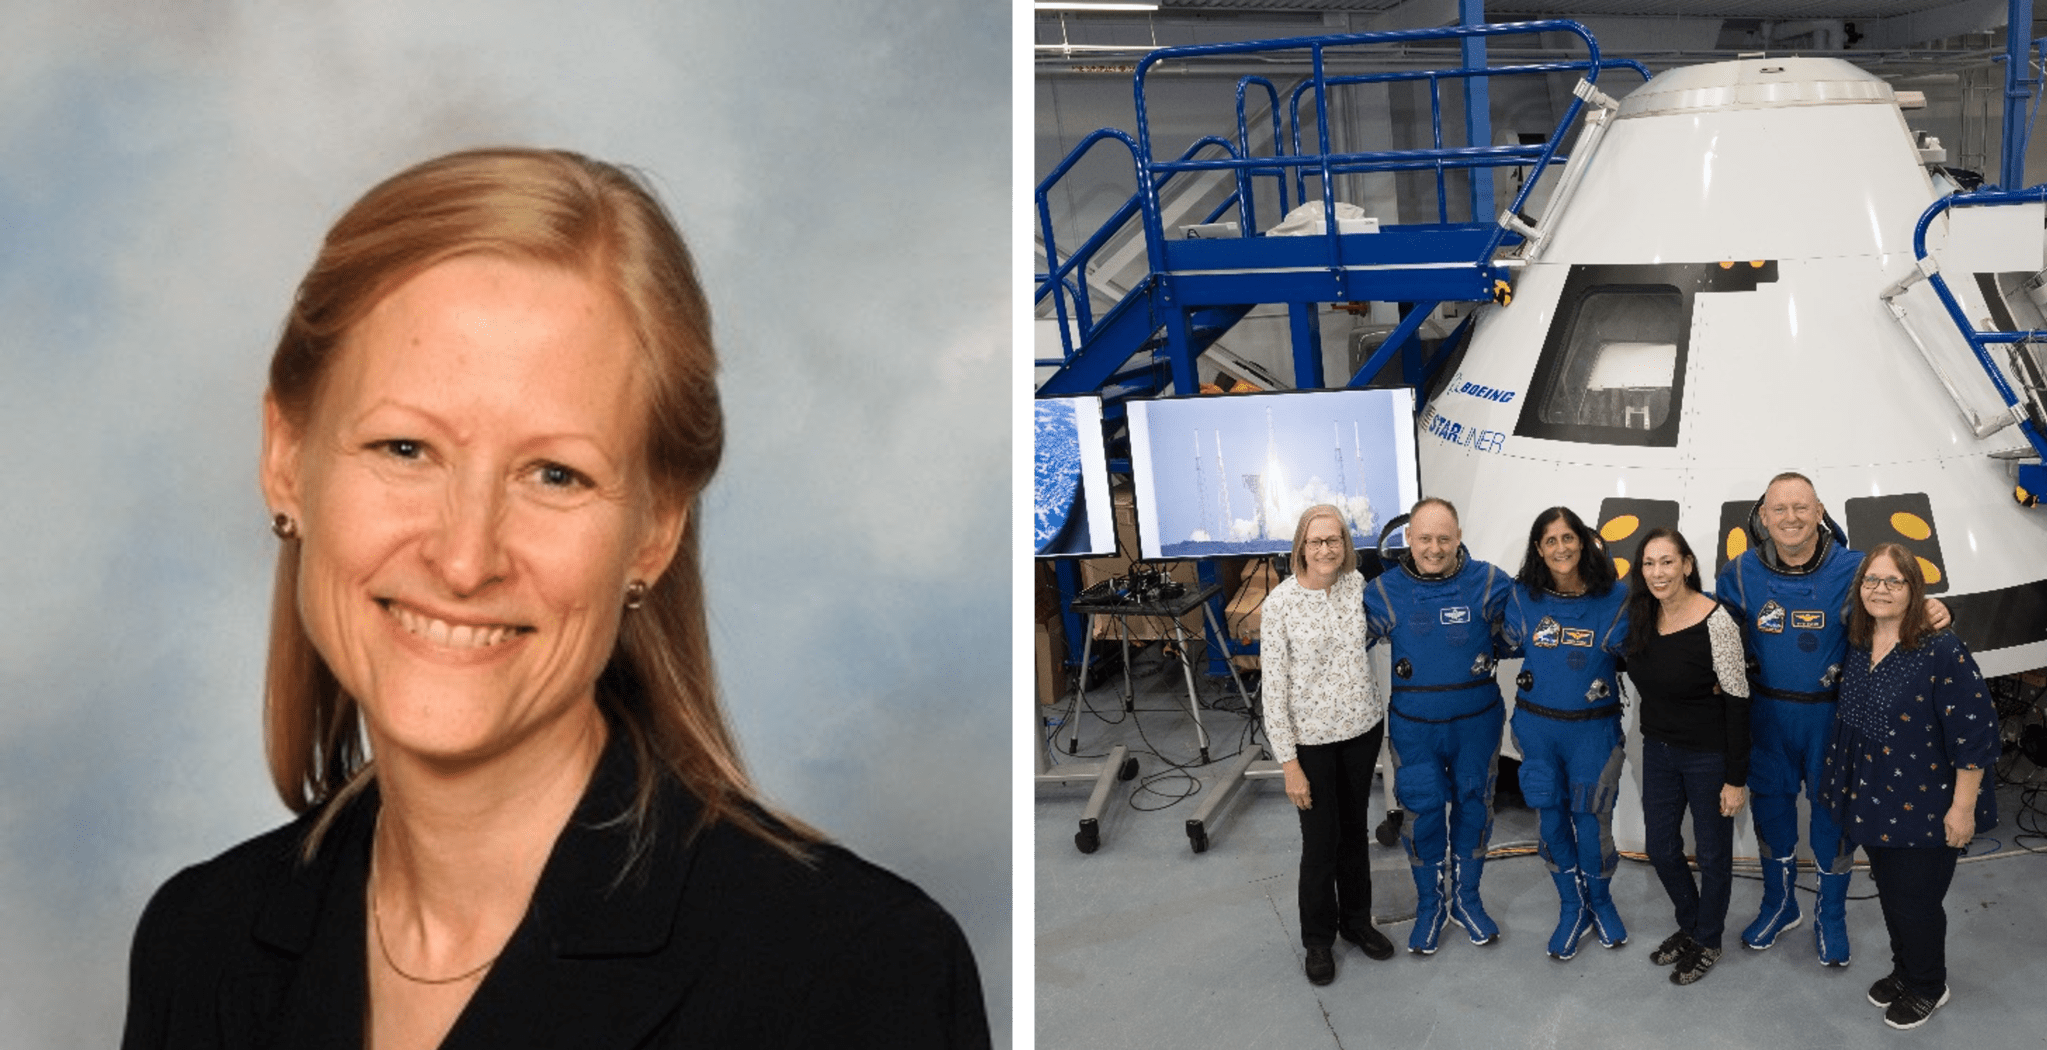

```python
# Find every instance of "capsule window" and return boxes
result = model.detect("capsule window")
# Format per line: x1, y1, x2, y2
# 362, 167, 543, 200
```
1507, 262, 1775, 449
1539, 289, 1681, 431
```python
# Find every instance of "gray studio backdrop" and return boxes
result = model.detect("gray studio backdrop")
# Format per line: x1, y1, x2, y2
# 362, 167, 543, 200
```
0, 3, 1009, 1046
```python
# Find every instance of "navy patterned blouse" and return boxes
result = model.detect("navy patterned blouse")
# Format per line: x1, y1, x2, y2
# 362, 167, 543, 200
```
1820, 629, 1998, 850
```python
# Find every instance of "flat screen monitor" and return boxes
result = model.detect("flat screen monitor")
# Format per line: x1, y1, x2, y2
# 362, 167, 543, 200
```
1127, 387, 1419, 560
1033, 395, 1117, 558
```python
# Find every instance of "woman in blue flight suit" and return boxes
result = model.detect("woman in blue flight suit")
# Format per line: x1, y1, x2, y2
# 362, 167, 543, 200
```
1363, 498, 1515, 954
1500, 506, 1632, 960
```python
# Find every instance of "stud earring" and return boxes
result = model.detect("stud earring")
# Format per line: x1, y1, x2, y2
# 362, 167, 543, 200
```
623, 580, 648, 610
271, 513, 299, 540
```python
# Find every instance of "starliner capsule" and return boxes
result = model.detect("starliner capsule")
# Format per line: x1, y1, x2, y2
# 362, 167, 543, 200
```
1411, 57, 2047, 852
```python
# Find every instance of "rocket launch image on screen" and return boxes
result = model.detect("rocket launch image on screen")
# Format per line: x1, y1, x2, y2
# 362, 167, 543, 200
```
1127, 387, 1419, 560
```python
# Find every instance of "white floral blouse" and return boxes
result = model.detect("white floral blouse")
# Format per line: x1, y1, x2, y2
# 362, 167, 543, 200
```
1261, 572, 1383, 764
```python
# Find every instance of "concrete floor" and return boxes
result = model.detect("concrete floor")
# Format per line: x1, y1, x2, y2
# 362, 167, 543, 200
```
1035, 653, 2047, 1049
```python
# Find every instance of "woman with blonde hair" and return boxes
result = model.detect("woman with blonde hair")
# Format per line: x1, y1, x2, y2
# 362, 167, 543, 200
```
1260, 503, 1395, 985
121, 148, 987, 1049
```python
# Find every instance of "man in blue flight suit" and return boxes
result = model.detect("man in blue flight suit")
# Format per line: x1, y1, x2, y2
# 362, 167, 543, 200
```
1364, 498, 1516, 953
1716, 472, 1948, 966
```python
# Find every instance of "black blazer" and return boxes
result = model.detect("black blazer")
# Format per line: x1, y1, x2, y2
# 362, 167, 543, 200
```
121, 736, 990, 1049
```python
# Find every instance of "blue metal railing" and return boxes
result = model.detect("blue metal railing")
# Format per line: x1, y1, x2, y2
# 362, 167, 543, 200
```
1233, 75, 1291, 228
1132, 20, 1610, 281
1283, 58, 1651, 223
1037, 24, 1629, 374
1909, 188, 2047, 468
1035, 127, 1141, 368
1036, 72, 1303, 369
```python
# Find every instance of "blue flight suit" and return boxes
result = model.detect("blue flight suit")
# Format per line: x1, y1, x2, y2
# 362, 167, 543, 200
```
1363, 547, 1514, 950
1501, 582, 1631, 957
1715, 515, 1859, 961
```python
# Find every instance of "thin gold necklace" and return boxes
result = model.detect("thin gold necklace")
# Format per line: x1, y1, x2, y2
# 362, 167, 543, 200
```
369, 824, 497, 985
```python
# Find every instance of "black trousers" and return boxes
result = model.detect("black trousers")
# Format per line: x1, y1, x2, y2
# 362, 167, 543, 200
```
1293, 723, 1385, 948
1864, 844, 1960, 998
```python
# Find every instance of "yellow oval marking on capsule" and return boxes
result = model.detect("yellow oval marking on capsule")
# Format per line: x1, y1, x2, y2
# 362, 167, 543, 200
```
1751, 260, 1765, 268
1613, 557, 1631, 579
1890, 511, 1931, 541
1601, 514, 1639, 542
1726, 527, 1748, 560
1719, 260, 1735, 269
1917, 556, 1942, 585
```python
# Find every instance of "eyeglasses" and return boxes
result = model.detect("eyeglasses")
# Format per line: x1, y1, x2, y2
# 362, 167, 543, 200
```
1305, 537, 1348, 551
1860, 575, 1907, 592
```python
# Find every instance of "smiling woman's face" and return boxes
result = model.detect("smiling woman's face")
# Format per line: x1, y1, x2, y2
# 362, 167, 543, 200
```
1638, 536, 1692, 602
1858, 552, 1910, 622
1538, 516, 1582, 581
261, 253, 684, 769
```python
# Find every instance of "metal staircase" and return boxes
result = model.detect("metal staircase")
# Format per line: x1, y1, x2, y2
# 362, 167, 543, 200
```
1034, 20, 1647, 674
1035, 21, 1646, 410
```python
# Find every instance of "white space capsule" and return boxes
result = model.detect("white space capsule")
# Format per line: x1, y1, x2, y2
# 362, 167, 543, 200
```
1413, 57, 2047, 850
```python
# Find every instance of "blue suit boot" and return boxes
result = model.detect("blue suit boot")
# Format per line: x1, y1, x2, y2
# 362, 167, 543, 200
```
1408, 862, 1448, 954
1582, 872, 1628, 949
1815, 870, 1851, 966
1446, 855, 1498, 946
1547, 868, 1594, 961
1742, 857, 1803, 949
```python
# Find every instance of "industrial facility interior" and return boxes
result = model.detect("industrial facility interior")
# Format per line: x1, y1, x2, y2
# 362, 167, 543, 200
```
1032, 0, 2047, 1045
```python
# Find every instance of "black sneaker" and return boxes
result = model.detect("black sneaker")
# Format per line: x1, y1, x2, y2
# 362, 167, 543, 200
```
1305, 945, 1335, 985
1867, 974, 1906, 1008
1650, 930, 1693, 966
1669, 943, 1721, 986
1340, 922, 1396, 961
1883, 986, 1949, 1030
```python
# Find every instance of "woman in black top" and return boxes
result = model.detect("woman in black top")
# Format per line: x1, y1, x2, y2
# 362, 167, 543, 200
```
121, 149, 988, 1050
1623, 528, 1750, 985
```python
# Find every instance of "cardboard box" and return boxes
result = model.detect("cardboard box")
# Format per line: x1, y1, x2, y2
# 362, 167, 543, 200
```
1034, 560, 1062, 625
1226, 560, 1279, 640
1035, 617, 1069, 705
1224, 559, 1281, 671
1073, 480, 1135, 606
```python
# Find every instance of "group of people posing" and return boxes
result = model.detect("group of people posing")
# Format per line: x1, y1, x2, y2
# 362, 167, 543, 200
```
1256, 472, 1999, 1031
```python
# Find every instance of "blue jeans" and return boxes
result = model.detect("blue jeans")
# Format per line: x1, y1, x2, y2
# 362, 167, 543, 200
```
1641, 737, 1735, 950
